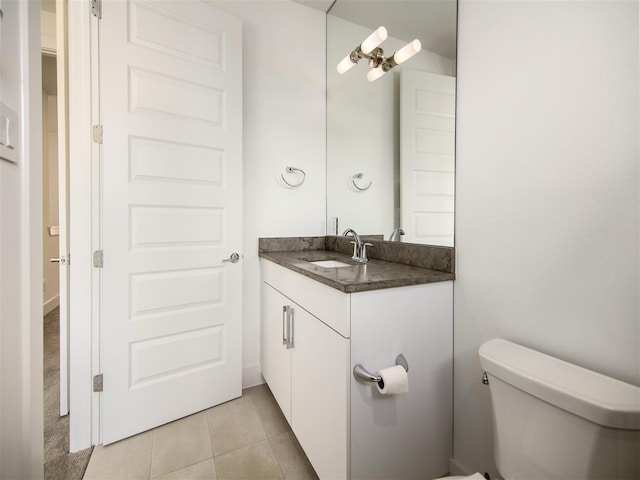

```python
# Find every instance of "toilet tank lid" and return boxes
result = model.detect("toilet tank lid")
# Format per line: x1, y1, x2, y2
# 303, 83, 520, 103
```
479, 339, 640, 430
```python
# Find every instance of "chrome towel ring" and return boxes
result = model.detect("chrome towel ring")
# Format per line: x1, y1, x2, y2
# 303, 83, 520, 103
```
281, 166, 306, 188
351, 172, 372, 191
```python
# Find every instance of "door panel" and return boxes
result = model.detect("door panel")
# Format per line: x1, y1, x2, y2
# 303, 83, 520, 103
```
100, 0, 242, 444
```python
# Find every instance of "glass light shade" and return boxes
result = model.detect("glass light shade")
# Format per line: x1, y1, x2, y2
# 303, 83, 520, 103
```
337, 54, 356, 74
360, 26, 388, 55
367, 67, 386, 82
393, 39, 422, 65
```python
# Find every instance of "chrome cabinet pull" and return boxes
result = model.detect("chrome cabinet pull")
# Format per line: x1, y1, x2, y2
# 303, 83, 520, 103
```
282, 306, 289, 345
281, 305, 294, 349
287, 307, 294, 349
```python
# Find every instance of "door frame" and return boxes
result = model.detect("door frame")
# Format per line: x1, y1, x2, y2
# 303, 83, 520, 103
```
67, 0, 101, 451
55, 0, 69, 417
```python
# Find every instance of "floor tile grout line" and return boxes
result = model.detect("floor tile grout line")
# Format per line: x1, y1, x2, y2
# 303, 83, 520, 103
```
249, 391, 287, 480
245, 387, 285, 440
150, 412, 215, 479
150, 458, 214, 480
210, 397, 270, 460
204, 407, 218, 477
266, 435, 288, 480
251, 395, 270, 443
148, 427, 156, 480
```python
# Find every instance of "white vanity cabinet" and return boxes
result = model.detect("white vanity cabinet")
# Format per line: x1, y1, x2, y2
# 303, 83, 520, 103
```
261, 260, 350, 479
260, 258, 453, 480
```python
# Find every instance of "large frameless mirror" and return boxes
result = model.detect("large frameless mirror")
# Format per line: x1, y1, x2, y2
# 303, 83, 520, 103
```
326, 0, 457, 246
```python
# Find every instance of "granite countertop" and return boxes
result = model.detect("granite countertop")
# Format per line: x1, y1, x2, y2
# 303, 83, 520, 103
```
259, 241, 455, 294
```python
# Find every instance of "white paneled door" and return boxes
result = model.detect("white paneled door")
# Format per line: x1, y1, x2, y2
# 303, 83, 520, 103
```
100, 0, 242, 445
400, 69, 455, 246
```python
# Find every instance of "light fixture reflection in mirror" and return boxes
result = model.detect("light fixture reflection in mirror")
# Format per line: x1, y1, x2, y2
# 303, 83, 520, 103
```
337, 26, 423, 82
326, 1, 457, 246
367, 39, 422, 82
360, 26, 387, 54
336, 26, 388, 74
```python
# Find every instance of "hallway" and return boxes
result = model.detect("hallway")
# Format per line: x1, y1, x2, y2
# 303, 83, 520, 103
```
44, 308, 93, 480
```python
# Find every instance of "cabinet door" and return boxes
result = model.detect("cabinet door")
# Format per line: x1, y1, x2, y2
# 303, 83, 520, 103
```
261, 282, 292, 424
291, 307, 349, 480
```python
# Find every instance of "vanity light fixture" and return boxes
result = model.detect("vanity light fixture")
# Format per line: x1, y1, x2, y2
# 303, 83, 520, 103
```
336, 26, 388, 74
337, 26, 422, 82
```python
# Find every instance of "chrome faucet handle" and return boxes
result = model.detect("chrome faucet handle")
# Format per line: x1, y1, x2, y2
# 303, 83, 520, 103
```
388, 228, 405, 242
361, 242, 373, 262
349, 240, 359, 259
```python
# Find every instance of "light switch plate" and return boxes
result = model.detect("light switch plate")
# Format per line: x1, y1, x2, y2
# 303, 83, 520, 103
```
0, 101, 19, 164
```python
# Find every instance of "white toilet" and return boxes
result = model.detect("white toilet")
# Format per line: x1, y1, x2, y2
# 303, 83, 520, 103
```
444, 338, 640, 480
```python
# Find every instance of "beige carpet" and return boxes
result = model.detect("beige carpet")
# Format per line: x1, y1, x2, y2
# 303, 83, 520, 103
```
44, 308, 93, 480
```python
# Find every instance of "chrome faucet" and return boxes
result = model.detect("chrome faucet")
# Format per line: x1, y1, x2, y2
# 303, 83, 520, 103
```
388, 228, 405, 242
343, 228, 372, 263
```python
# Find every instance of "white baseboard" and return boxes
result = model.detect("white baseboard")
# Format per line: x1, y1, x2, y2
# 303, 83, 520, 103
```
43, 294, 60, 315
242, 363, 264, 389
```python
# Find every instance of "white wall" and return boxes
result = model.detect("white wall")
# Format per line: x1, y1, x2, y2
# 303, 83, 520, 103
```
453, 0, 639, 476
0, 0, 44, 477
210, 1, 327, 387
326, 15, 454, 237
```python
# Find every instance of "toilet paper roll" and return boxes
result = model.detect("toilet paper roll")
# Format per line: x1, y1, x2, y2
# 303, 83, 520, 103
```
376, 365, 409, 395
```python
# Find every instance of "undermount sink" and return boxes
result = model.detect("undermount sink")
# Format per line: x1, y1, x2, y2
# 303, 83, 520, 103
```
309, 260, 352, 268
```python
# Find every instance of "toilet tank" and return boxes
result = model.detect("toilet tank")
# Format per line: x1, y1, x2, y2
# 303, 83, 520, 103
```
479, 339, 640, 480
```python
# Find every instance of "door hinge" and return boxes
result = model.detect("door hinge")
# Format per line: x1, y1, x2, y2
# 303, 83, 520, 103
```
93, 250, 104, 268
92, 124, 103, 144
93, 374, 103, 392
91, 0, 102, 19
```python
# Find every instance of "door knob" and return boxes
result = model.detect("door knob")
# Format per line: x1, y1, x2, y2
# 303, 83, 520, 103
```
222, 252, 240, 264
50, 255, 68, 265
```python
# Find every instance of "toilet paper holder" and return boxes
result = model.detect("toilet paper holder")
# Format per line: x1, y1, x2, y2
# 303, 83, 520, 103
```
353, 354, 409, 384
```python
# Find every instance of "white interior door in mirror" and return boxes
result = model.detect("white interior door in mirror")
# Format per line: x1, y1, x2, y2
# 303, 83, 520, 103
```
401, 69, 455, 246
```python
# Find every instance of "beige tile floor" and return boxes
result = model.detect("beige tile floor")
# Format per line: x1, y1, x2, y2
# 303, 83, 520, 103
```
83, 385, 318, 480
